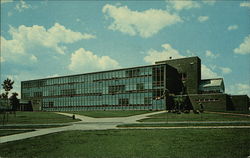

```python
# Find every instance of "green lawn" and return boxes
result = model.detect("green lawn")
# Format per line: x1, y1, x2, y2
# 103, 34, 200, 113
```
211, 111, 250, 114
72, 110, 152, 118
0, 129, 249, 158
0, 112, 80, 124
139, 112, 250, 122
118, 122, 250, 127
0, 130, 34, 137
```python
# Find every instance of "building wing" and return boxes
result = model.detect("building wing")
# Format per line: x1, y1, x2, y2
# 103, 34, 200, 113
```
199, 78, 225, 93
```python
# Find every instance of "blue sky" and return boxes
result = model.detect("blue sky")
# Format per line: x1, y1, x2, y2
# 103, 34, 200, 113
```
1, 0, 250, 97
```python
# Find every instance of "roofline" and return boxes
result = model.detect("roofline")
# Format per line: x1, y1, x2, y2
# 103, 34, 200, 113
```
201, 78, 224, 81
21, 63, 167, 82
155, 56, 201, 64
229, 94, 249, 97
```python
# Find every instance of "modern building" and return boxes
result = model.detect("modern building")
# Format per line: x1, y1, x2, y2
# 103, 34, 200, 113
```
21, 56, 249, 112
199, 78, 225, 94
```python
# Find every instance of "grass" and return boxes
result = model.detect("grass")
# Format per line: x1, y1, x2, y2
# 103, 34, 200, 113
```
0, 112, 80, 124
118, 122, 250, 127
0, 130, 34, 137
0, 125, 67, 129
72, 110, 152, 118
139, 112, 250, 122
0, 129, 249, 158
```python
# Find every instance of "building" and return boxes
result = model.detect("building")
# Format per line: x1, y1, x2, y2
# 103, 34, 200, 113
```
21, 56, 249, 112
199, 78, 225, 94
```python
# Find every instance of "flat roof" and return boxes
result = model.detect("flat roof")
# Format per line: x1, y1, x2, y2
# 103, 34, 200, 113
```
155, 56, 200, 64
200, 78, 224, 88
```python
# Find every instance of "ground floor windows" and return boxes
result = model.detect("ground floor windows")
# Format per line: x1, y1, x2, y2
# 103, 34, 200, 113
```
41, 93, 165, 111
118, 98, 129, 105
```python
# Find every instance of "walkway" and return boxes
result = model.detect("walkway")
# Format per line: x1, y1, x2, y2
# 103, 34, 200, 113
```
1, 110, 250, 144
0, 111, 165, 144
206, 111, 250, 117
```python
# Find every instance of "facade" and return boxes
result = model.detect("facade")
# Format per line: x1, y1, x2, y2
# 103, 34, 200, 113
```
21, 56, 249, 112
156, 56, 201, 94
189, 93, 228, 111
22, 64, 173, 111
228, 95, 250, 111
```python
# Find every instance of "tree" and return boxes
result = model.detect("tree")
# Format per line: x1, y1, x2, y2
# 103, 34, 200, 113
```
9, 92, 20, 111
0, 92, 8, 99
1, 78, 18, 109
1, 78, 14, 98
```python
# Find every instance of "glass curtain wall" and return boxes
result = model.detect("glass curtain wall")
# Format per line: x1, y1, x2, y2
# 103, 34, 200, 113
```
21, 64, 166, 111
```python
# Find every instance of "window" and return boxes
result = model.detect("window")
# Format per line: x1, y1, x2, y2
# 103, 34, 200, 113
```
49, 102, 54, 108
153, 89, 163, 99
180, 73, 187, 80
125, 70, 132, 77
125, 69, 140, 78
60, 89, 76, 95
132, 69, 140, 77
144, 97, 152, 105
22, 92, 30, 98
118, 98, 129, 105
34, 92, 42, 97
108, 85, 125, 94
136, 83, 144, 90
152, 66, 164, 87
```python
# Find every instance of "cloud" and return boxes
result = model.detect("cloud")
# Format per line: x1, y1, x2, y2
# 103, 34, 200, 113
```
15, 0, 31, 12
144, 44, 184, 64
219, 67, 232, 75
227, 25, 238, 31
167, 0, 200, 11
1, 23, 95, 63
234, 35, 250, 54
8, 11, 13, 16
143, 43, 218, 79
102, 4, 182, 38
47, 74, 60, 78
68, 48, 120, 73
0, 57, 5, 63
240, 2, 250, 8
202, 1, 216, 5
1, 36, 29, 63
228, 83, 250, 96
205, 50, 219, 58
198, 16, 209, 22
1, 0, 13, 4
30, 55, 38, 62
201, 64, 219, 79
186, 49, 196, 56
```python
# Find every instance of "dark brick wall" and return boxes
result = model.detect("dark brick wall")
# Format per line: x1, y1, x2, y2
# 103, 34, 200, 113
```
228, 95, 249, 111
165, 65, 182, 94
189, 93, 227, 111
156, 56, 201, 94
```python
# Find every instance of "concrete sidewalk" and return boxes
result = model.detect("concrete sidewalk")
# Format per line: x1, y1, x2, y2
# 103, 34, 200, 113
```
0, 111, 166, 144
206, 111, 250, 117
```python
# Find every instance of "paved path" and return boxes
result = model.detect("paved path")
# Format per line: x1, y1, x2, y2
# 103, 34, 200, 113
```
0, 111, 165, 144
1, 110, 250, 144
118, 126, 250, 129
206, 111, 250, 117
124, 120, 250, 124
